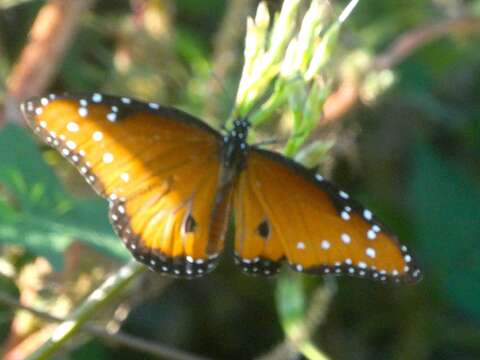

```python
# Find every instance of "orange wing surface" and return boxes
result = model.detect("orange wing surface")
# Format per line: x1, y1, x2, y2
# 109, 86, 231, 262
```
22, 94, 228, 277
233, 148, 422, 283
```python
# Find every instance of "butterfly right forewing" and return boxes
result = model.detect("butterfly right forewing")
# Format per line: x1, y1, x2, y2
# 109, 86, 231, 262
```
233, 147, 422, 283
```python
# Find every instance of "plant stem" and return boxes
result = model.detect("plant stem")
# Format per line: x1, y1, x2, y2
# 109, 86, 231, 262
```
26, 260, 146, 360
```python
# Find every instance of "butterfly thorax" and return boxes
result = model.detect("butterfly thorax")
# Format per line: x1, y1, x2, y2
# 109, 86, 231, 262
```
221, 118, 250, 178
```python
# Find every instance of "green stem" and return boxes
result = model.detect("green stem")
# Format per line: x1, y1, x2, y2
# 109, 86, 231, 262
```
249, 80, 288, 127
276, 274, 337, 360
26, 260, 146, 360
297, 341, 330, 360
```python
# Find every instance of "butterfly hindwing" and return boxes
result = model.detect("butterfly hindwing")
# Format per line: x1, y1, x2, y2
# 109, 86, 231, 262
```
234, 148, 422, 283
108, 154, 226, 277
233, 167, 285, 276
21, 94, 228, 277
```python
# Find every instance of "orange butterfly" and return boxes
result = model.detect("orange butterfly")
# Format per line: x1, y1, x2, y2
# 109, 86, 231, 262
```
21, 93, 422, 283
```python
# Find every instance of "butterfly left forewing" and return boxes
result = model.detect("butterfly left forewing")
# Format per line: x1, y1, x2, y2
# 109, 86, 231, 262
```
21, 94, 221, 200
21, 94, 228, 277
235, 148, 422, 283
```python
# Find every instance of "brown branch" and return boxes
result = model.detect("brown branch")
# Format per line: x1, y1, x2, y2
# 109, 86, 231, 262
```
321, 16, 480, 124
322, 79, 359, 125
0, 292, 209, 360
374, 17, 480, 70
2, 0, 95, 127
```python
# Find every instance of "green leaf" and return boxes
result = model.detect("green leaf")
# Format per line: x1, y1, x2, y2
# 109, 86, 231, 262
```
0, 125, 129, 270
276, 273, 306, 331
409, 142, 480, 319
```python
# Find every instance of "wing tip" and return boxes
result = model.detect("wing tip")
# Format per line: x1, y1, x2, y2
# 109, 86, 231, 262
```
287, 244, 423, 285
289, 261, 422, 285
20, 94, 63, 126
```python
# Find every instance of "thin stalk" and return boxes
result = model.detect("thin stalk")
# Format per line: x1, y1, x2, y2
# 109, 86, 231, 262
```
26, 260, 146, 360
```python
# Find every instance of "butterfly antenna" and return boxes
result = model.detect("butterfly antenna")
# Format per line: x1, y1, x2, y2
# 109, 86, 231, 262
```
207, 71, 236, 123
254, 138, 283, 147
253, 130, 309, 148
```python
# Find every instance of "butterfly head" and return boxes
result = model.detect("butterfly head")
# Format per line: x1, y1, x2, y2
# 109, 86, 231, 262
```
221, 118, 250, 170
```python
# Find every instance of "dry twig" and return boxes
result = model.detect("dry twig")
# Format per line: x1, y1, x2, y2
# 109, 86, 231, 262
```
2, 0, 94, 127
320, 16, 480, 125
0, 290, 207, 360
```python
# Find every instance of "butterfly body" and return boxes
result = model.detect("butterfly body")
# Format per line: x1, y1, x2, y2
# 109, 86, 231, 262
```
21, 93, 422, 283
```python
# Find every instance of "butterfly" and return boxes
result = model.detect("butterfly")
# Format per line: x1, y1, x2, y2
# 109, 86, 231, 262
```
21, 93, 422, 283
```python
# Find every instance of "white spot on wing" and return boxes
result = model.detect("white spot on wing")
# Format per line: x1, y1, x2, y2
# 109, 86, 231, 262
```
92, 131, 103, 141
341, 233, 351, 244
78, 107, 88, 117
320, 240, 330, 250
358, 261, 367, 269
66, 140, 76, 150
341, 211, 350, 221
296, 242, 305, 250
67, 122, 79, 132
92, 93, 102, 103
339, 190, 349, 199
366, 247, 376, 258
363, 209, 373, 221
103, 152, 114, 164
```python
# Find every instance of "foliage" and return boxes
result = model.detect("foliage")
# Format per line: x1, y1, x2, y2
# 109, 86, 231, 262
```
410, 142, 480, 320
0, 125, 128, 270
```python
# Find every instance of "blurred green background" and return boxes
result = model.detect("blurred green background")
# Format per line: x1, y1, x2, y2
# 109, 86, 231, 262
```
1, 0, 480, 359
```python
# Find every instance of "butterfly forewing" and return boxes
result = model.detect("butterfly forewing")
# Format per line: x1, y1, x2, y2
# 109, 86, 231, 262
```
21, 94, 226, 277
234, 148, 422, 283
